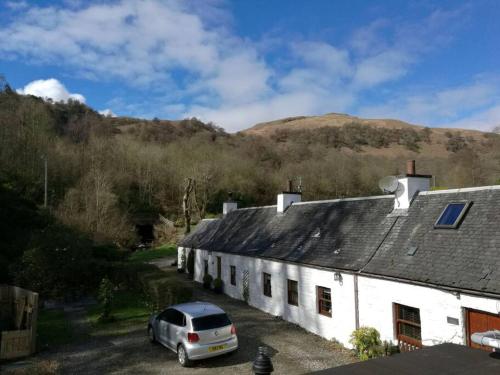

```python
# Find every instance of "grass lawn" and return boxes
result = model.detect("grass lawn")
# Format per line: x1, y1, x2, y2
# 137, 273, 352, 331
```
37, 309, 74, 348
86, 290, 152, 336
86, 242, 191, 337
128, 243, 177, 263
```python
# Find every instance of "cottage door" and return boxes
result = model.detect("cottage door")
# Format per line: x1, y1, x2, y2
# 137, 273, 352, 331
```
217, 257, 222, 279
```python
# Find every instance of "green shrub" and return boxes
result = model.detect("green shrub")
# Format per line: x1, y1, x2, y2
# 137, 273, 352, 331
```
350, 327, 383, 360
180, 249, 186, 270
382, 340, 399, 356
213, 278, 223, 294
203, 274, 213, 289
14, 223, 100, 300
92, 245, 127, 262
98, 277, 115, 322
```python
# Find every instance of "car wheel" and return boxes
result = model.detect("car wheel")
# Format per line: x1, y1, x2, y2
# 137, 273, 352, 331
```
148, 326, 156, 343
177, 344, 192, 367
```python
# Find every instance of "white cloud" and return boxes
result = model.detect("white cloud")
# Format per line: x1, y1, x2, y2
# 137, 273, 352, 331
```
99, 109, 117, 117
0, 1, 485, 131
17, 78, 85, 103
440, 105, 500, 132
5, 1, 29, 11
358, 78, 500, 130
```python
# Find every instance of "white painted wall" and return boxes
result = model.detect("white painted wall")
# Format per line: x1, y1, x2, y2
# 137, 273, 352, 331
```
358, 276, 500, 346
192, 248, 357, 347
179, 247, 500, 349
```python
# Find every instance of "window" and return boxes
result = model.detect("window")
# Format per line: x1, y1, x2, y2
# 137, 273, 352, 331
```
204, 260, 209, 275
394, 303, 422, 351
159, 308, 186, 326
317, 286, 332, 317
230, 266, 236, 286
192, 313, 231, 331
263, 273, 272, 297
434, 202, 470, 229
287, 279, 298, 306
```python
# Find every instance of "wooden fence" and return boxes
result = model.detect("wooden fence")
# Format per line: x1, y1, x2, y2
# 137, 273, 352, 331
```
0, 285, 38, 360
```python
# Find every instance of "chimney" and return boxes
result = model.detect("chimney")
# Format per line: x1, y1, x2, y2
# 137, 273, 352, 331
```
277, 179, 301, 213
395, 160, 431, 209
406, 160, 416, 176
223, 192, 238, 215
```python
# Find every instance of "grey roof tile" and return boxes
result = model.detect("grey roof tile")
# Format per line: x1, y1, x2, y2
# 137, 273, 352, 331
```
180, 188, 500, 295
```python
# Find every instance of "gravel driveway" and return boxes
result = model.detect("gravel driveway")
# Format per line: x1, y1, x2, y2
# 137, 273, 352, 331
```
26, 260, 356, 374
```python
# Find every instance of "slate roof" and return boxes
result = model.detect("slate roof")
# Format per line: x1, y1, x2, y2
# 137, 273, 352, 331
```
180, 196, 397, 271
180, 186, 500, 295
363, 187, 500, 295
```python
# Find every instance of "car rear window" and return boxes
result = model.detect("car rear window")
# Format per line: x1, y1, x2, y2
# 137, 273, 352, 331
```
191, 313, 231, 331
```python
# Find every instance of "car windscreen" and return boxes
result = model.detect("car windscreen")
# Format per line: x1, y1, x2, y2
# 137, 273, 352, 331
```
191, 313, 231, 331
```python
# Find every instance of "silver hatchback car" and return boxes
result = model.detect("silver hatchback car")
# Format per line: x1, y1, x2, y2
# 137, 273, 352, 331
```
148, 302, 238, 367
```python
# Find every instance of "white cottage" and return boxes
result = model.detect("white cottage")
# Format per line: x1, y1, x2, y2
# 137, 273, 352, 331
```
178, 162, 500, 352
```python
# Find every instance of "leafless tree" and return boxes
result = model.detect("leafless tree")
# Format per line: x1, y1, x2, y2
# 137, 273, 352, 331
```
183, 177, 195, 234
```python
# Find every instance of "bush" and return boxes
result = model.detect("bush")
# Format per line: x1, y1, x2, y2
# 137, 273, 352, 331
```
97, 277, 115, 322
350, 327, 383, 360
203, 274, 213, 289
179, 249, 186, 271
213, 278, 223, 294
13, 222, 100, 300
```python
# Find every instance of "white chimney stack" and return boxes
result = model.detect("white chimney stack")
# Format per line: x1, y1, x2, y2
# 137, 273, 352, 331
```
395, 160, 431, 209
277, 179, 301, 213
223, 192, 238, 215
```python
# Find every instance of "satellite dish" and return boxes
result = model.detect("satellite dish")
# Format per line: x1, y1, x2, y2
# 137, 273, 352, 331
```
378, 176, 399, 194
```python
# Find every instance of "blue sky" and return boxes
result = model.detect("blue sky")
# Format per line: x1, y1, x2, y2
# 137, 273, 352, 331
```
1, 0, 500, 132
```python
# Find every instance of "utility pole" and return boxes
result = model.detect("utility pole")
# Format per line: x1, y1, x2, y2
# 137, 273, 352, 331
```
42, 155, 48, 208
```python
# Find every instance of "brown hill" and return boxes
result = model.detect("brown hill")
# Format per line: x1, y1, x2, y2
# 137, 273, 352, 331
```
242, 112, 492, 158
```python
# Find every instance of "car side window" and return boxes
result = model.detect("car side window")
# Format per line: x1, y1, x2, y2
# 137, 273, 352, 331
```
158, 309, 172, 322
159, 308, 185, 326
170, 309, 186, 326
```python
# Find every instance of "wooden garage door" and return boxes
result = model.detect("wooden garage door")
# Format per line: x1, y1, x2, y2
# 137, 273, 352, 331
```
467, 309, 500, 351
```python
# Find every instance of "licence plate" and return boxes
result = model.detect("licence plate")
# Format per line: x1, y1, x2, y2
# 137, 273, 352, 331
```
208, 344, 227, 352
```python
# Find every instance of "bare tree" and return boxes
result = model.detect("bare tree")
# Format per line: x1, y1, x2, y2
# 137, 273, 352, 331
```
193, 174, 211, 220
183, 177, 195, 234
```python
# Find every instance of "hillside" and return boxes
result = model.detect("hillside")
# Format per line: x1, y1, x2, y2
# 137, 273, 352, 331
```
243, 113, 491, 159
1, 80, 500, 249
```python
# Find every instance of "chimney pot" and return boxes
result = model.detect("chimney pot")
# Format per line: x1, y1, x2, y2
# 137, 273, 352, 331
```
287, 179, 293, 193
406, 160, 416, 176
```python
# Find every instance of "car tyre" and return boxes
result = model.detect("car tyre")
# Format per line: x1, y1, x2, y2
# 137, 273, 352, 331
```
177, 344, 192, 367
148, 326, 156, 344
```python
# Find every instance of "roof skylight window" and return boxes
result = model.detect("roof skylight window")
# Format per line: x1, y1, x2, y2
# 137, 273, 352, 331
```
434, 202, 470, 229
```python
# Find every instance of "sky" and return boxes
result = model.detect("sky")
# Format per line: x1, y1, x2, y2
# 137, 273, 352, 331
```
1, 0, 500, 132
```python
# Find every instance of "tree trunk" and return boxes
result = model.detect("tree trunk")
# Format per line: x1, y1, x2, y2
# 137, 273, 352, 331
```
183, 178, 194, 234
